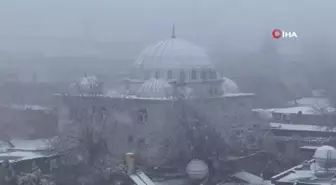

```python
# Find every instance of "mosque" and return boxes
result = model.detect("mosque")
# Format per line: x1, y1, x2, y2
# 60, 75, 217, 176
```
56, 29, 257, 165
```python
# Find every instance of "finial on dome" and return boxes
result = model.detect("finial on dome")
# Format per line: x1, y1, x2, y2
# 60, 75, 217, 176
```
84, 72, 87, 77
171, 24, 176, 39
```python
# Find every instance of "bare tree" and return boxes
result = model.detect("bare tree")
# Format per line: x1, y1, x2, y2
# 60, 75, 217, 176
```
161, 84, 229, 165
52, 93, 117, 184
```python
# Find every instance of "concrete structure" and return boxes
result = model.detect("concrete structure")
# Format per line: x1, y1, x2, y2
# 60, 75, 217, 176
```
56, 32, 256, 166
271, 158, 336, 185
253, 96, 336, 126
0, 104, 57, 139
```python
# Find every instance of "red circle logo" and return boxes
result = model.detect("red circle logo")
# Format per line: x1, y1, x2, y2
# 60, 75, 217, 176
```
272, 29, 282, 39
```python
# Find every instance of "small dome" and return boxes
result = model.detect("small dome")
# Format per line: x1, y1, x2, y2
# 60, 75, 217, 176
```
253, 109, 273, 120
222, 77, 239, 94
133, 38, 213, 70
79, 75, 99, 89
313, 145, 336, 168
106, 89, 121, 97
137, 78, 173, 98
70, 75, 103, 95
186, 159, 209, 180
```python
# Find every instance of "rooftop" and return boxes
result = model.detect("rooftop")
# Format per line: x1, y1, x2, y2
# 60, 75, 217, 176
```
0, 104, 53, 112
0, 139, 53, 163
269, 122, 336, 133
272, 159, 336, 185
55, 92, 255, 101
267, 106, 331, 115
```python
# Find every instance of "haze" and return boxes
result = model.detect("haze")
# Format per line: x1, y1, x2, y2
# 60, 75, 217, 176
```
0, 0, 335, 81
0, 0, 335, 43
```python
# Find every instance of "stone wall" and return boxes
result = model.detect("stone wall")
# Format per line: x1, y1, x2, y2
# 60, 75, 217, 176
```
56, 94, 256, 166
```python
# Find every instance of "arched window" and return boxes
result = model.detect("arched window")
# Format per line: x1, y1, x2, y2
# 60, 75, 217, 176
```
209, 86, 218, 96
180, 70, 186, 82
191, 69, 197, 80
209, 69, 216, 79
144, 71, 151, 80
167, 70, 173, 80
201, 69, 208, 80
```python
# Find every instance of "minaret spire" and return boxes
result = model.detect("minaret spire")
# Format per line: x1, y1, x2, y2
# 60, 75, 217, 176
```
171, 24, 176, 39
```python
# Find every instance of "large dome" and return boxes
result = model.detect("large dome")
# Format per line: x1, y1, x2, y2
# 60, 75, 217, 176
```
137, 78, 173, 98
133, 38, 213, 70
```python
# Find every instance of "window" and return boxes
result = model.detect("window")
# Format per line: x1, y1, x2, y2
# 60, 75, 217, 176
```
209, 69, 216, 79
167, 70, 173, 80
137, 108, 148, 124
272, 113, 282, 121
191, 69, 197, 80
209, 86, 218, 96
155, 71, 160, 78
201, 69, 208, 80
180, 70, 186, 81
144, 71, 151, 80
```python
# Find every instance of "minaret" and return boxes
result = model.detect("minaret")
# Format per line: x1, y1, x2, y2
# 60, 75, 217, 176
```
171, 24, 176, 39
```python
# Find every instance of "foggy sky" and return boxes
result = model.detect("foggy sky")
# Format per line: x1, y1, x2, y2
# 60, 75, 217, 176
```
0, 0, 335, 43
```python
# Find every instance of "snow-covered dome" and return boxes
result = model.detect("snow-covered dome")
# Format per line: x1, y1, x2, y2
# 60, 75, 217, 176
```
186, 159, 209, 180
221, 77, 239, 94
79, 75, 99, 90
137, 78, 173, 98
70, 75, 103, 95
313, 145, 336, 168
106, 89, 121, 97
133, 38, 213, 70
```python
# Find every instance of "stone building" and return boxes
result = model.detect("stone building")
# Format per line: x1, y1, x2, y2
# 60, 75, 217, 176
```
56, 33, 256, 166
0, 104, 57, 139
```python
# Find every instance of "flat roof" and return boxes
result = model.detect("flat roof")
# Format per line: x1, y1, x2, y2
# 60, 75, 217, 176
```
269, 122, 336, 133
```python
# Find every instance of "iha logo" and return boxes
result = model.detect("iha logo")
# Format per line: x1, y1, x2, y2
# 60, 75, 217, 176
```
272, 29, 298, 39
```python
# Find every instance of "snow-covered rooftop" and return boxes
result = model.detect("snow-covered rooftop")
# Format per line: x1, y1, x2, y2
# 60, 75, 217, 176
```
231, 171, 272, 185
0, 104, 53, 112
269, 122, 336, 132
61, 92, 254, 101
273, 160, 336, 185
0, 139, 54, 163
0, 139, 51, 153
154, 179, 186, 185
266, 106, 335, 115
0, 151, 50, 163
287, 97, 333, 111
